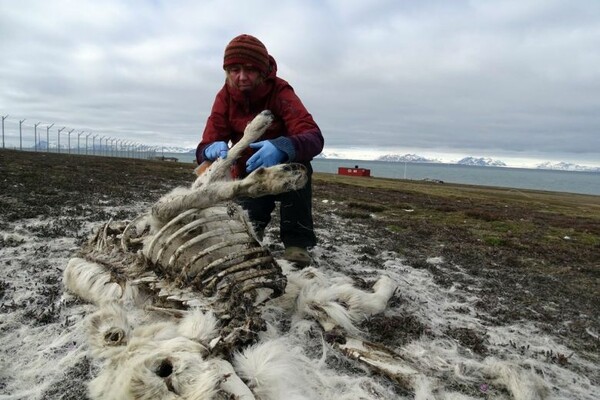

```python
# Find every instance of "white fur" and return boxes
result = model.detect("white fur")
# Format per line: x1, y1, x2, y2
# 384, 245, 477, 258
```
89, 341, 221, 400
87, 302, 131, 360
87, 303, 223, 399
63, 257, 138, 305
177, 309, 219, 345
483, 359, 549, 400
79, 265, 400, 399
233, 339, 313, 400
276, 266, 397, 334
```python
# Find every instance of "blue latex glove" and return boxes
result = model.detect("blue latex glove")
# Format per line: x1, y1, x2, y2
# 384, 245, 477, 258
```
203, 141, 228, 160
246, 140, 286, 172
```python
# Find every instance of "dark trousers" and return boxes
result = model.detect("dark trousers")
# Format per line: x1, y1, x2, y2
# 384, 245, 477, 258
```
239, 163, 316, 249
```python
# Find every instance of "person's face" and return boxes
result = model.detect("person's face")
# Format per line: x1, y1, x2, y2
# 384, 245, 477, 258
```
227, 64, 262, 92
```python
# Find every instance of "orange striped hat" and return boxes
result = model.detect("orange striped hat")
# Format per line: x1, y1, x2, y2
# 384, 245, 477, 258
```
223, 34, 270, 75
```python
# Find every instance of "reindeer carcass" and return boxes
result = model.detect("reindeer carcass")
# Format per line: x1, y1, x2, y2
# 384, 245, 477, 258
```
62, 110, 405, 399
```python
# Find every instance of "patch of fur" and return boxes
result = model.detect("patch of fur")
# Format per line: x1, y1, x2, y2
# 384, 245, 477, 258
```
276, 265, 397, 334
88, 303, 220, 399
63, 257, 138, 305
233, 339, 314, 400
87, 302, 131, 360
89, 340, 220, 400
484, 359, 549, 400
177, 309, 219, 345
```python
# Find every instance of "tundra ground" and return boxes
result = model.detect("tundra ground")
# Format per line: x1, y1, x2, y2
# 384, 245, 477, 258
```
1, 149, 598, 399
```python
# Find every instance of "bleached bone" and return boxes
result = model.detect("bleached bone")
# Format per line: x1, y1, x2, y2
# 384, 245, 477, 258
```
335, 338, 420, 391
141, 203, 288, 319
151, 163, 307, 224
192, 109, 276, 187
213, 359, 257, 399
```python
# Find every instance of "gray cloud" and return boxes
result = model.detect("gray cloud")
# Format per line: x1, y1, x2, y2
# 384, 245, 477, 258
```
1, 0, 599, 165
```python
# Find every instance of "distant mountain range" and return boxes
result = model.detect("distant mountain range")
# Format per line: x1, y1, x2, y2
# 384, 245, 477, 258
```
376, 154, 509, 167
157, 146, 196, 154
536, 161, 600, 172
317, 152, 599, 172
376, 153, 439, 163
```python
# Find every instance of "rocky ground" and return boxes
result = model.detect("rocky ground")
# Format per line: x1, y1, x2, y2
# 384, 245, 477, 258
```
0, 149, 598, 399
310, 174, 600, 358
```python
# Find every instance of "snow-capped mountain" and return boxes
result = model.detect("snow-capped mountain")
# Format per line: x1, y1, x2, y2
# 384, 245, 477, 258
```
315, 152, 344, 159
157, 146, 196, 154
31, 140, 71, 150
33, 140, 50, 149
457, 157, 507, 167
536, 162, 600, 172
377, 154, 439, 163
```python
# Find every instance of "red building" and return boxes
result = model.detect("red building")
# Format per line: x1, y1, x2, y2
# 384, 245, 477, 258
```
337, 165, 371, 177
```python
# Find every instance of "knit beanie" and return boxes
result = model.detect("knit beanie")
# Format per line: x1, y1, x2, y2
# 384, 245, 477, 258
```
223, 34, 270, 76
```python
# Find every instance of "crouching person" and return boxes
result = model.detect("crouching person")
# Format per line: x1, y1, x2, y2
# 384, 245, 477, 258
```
196, 34, 324, 267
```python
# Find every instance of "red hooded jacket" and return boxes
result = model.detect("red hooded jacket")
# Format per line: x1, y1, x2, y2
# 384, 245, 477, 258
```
196, 56, 324, 178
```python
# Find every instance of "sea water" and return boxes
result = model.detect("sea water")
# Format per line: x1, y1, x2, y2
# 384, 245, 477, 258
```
161, 153, 600, 196
312, 159, 600, 196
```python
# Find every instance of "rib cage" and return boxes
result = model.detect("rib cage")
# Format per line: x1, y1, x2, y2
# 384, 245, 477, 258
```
143, 204, 285, 301
76, 201, 287, 351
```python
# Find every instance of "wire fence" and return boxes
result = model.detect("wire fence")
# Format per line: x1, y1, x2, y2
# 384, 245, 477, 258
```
1, 114, 159, 160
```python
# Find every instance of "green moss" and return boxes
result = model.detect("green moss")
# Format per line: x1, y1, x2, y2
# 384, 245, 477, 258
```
347, 201, 386, 213
387, 225, 405, 233
483, 236, 507, 246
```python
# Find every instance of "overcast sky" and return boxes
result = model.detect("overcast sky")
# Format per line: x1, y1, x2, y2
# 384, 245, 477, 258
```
1, 0, 599, 166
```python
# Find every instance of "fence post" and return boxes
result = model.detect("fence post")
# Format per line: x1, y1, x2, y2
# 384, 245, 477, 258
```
57, 127, 65, 153
92, 134, 99, 156
67, 129, 74, 154
2, 115, 8, 149
77, 131, 84, 154
34, 122, 41, 151
19, 119, 26, 150
100, 136, 105, 156
85, 132, 92, 155
46, 123, 54, 152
